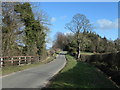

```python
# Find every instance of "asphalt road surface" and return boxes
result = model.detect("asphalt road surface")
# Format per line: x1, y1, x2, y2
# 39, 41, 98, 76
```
1, 53, 66, 89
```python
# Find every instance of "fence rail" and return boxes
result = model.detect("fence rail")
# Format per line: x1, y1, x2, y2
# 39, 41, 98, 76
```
0, 56, 40, 67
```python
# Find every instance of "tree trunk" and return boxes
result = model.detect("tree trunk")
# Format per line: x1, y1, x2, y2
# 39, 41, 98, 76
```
77, 42, 81, 59
76, 32, 81, 60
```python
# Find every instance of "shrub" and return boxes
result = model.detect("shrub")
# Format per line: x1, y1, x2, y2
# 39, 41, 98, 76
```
79, 52, 120, 70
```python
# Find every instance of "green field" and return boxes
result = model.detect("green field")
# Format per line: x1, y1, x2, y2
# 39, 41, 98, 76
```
49, 55, 117, 88
81, 52, 94, 55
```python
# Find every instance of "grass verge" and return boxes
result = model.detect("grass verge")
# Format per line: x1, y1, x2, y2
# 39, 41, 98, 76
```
81, 52, 94, 55
49, 54, 118, 88
1, 54, 57, 76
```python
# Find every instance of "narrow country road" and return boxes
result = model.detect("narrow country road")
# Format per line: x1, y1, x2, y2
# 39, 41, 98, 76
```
1, 53, 66, 89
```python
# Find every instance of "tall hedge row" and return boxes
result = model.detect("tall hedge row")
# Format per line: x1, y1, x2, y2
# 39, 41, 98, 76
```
79, 52, 120, 70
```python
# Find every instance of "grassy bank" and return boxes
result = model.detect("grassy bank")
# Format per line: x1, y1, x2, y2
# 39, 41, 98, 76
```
81, 52, 94, 55
49, 55, 117, 88
1, 54, 57, 76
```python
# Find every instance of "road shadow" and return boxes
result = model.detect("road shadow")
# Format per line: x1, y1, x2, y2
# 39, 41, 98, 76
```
47, 62, 118, 88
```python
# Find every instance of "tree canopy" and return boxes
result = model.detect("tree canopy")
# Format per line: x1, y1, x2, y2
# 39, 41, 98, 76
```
2, 2, 50, 58
53, 31, 119, 58
65, 13, 92, 59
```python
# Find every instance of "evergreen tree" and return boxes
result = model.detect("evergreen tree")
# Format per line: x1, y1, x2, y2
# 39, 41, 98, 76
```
14, 3, 49, 56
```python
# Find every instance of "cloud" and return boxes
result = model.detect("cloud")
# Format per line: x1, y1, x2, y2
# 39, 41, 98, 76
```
96, 19, 118, 30
51, 17, 56, 22
64, 31, 73, 35
60, 16, 67, 19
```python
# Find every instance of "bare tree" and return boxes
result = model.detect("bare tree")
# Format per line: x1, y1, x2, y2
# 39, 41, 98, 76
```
2, 2, 23, 56
65, 13, 92, 59
56, 32, 64, 49
52, 32, 68, 50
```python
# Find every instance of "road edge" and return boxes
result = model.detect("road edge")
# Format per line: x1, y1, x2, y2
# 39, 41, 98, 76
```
42, 54, 68, 89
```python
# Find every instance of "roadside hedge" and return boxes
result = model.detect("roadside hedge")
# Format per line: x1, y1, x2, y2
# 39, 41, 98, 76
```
79, 52, 120, 86
79, 52, 120, 70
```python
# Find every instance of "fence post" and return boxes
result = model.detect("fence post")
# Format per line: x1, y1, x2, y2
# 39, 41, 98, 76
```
0, 57, 3, 68
11, 57, 14, 66
25, 56, 26, 64
30, 56, 32, 64
39, 56, 41, 62
18, 57, 21, 66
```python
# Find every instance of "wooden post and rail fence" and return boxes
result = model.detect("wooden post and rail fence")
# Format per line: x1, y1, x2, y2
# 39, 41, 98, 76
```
0, 56, 41, 68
